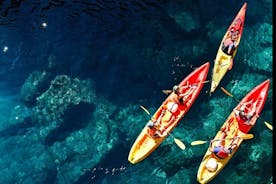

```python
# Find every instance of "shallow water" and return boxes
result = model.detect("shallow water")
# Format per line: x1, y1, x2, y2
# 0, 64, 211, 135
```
0, 0, 272, 184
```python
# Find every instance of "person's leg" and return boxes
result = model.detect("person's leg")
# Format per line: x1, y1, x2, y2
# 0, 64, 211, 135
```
217, 132, 227, 147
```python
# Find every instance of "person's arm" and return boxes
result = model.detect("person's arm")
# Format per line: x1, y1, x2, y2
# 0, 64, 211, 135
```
227, 43, 234, 54
156, 130, 167, 137
233, 108, 240, 117
209, 140, 214, 152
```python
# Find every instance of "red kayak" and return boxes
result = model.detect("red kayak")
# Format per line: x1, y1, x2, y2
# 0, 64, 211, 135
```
232, 79, 270, 133
197, 79, 270, 184
128, 62, 210, 164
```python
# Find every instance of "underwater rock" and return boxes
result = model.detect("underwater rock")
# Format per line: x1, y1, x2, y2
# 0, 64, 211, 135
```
170, 168, 192, 184
238, 23, 272, 72
166, 1, 200, 32
20, 70, 52, 107
227, 72, 270, 99
256, 23, 272, 45
47, 100, 119, 184
33, 75, 95, 127
170, 11, 200, 32
9, 105, 31, 125
223, 170, 263, 184
247, 47, 272, 72
248, 130, 272, 164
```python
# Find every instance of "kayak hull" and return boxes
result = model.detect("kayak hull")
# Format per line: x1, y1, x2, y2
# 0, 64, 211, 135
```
210, 3, 247, 94
128, 62, 210, 164
197, 79, 270, 184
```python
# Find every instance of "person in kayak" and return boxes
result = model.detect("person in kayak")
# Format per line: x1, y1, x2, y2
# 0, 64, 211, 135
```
157, 101, 179, 134
209, 132, 239, 159
146, 120, 167, 138
171, 82, 197, 105
223, 27, 239, 55
222, 27, 239, 70
234, 99, 259, 126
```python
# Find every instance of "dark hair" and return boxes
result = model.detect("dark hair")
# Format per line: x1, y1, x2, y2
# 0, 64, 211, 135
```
227, 147, 233, 154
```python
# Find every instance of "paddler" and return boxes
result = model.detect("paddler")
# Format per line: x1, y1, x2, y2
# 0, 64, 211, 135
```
222, 27, 239, 70
146, 120, 167, 138
171, 82, 197, 105
209, 133, 239, 159
234, 99, 259, 125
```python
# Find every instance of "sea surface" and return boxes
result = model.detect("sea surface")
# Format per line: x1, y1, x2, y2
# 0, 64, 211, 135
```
0, 0, 272, 184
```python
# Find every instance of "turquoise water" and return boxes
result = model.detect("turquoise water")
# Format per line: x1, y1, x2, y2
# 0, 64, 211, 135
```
0, 0, 272, 184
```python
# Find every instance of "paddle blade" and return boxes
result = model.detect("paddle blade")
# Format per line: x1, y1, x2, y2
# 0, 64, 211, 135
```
240, 134, 254, 140
264, 121, 273, 131
162, 90, 172, 95
220, 87, 233, 97
140, 105, 150, 115
191, 140, 208, 146
201, 80, 210, 84
174, 138, 186, 150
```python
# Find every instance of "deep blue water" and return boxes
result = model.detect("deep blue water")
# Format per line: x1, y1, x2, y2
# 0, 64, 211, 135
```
0, 0, 272, 184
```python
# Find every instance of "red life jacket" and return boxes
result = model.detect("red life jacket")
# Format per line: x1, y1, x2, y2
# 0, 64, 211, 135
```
215, 147, 229, 159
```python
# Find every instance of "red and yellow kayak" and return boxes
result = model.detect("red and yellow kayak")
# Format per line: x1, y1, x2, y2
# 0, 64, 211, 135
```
210, 3, 247, 95
128, 62, 210, 164
197, 79, 270, 184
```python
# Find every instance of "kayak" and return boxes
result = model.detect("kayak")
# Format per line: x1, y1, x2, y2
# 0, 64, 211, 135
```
128, 62, 210, 164
197, 79, 270, 184
210, 3, 247, 95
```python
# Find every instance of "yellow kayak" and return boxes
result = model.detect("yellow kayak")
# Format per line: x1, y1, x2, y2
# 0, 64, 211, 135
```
197, 80, 270, 184
197, 114, 244, 184
128, 62, 210, 164
210, 3, 247, 95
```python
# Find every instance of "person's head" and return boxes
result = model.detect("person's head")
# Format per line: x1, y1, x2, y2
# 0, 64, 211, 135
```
231, 29, 239, 41
239, 110, 246, 119
173, 85, 180, 94
226, 146, 233, 154
230, 27, 236, 33
147, 120, 154, 128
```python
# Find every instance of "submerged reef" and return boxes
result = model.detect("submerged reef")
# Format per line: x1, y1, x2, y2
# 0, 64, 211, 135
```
20, 70, 51, 107
0, 0, 272, 184
33, 75, 95, 126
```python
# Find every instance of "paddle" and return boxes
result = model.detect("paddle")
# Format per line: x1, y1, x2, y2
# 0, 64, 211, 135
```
190, 133, 254, 146
162, 80, 210, 95
168, 133, 186, 150
220, 87, 273, 131
139, 105, 186, 150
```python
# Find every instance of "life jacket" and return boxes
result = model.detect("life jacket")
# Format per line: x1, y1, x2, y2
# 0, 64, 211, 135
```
222, 38, 235, 55
214, 146, 229, 159
167, 101, 178, 113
